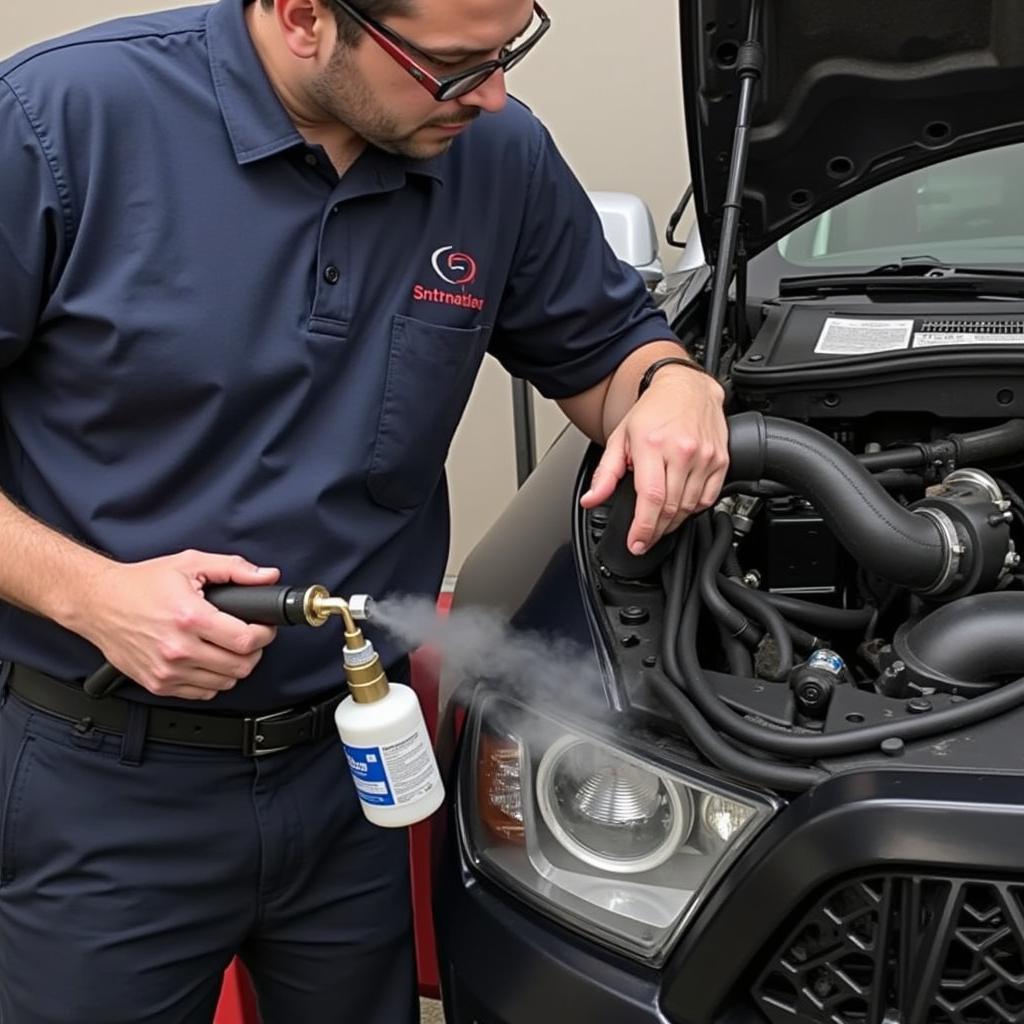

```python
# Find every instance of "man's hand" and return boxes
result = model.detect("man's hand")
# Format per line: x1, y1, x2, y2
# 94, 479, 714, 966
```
79, 551, 280, 701
579, 364, 729, 554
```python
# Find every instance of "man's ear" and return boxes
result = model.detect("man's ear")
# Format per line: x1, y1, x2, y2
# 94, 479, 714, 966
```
274, 0, 335, 60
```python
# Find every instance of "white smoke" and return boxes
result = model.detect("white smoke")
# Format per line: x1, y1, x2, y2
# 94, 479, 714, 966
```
368, 594, 607, 699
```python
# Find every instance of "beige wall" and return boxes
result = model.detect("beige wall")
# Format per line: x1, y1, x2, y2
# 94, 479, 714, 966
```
448, 3, 689, 572
2, 0, 689, 575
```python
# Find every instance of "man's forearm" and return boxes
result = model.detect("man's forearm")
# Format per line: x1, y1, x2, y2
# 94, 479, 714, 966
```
0, 490, 114, 634
597, 341, 706, 440
558, 341, 701, 442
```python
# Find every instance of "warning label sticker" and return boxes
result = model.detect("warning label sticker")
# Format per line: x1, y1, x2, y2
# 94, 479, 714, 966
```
914, 332, 1024, 348
344, 744, 395, 806
814, 317, 914, 355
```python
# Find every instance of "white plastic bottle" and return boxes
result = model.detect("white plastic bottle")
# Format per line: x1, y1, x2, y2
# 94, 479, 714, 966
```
334, 629, 444, 828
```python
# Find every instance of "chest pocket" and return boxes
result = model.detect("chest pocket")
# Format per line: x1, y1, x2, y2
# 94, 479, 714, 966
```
367, 314, 491, 512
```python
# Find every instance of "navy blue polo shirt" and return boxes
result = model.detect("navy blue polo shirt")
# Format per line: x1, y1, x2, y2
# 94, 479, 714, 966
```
0, 0, 674, 709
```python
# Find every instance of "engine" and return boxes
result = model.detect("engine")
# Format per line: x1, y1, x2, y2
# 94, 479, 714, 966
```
586, 306, 1024, 791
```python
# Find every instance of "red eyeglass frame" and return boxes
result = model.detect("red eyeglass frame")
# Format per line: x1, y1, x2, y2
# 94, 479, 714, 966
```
331, 0, 551, 100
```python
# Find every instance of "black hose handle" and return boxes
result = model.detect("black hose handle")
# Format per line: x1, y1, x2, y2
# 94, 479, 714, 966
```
82, 584, 312, 699
202, 584, 311, 627
82, 662, 126, 701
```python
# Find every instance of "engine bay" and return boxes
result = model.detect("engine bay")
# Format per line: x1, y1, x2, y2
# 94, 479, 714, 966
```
584, 296, 1024, 790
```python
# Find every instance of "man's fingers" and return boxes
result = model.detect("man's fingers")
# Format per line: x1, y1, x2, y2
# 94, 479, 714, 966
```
651, 458, 689, 544
631, 437, 730, 548
141, 663, 241, 700
699, 465, 730, 514
159, 683, 233, 702
181, 550, 280, 586
203, 612, 277, 657
187, 633, 267, 679
626, 456, 667, 555
580, 436, 628, 508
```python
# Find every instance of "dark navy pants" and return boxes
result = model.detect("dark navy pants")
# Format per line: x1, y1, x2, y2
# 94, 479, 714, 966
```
0, 686, 418, 1023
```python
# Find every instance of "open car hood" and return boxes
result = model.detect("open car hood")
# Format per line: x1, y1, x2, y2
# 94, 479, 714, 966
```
681, 0, 1024, 260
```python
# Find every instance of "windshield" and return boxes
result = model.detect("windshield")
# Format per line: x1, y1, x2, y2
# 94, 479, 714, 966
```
777, 142, 1024, 268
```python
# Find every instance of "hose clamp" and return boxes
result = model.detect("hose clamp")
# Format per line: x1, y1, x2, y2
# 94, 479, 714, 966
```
941, 467, 1004, 505
914, 506, 963, 595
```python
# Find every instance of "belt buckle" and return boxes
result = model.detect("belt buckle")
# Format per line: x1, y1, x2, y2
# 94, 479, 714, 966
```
242, 708, 296, 757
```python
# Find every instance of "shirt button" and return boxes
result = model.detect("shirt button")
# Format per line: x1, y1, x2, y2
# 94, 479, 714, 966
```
305, 153, 318, 167
323, 265, 340, 285
331, 204, 341, 215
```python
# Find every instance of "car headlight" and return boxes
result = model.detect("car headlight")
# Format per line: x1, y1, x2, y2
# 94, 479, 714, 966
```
459, 693, 777, 962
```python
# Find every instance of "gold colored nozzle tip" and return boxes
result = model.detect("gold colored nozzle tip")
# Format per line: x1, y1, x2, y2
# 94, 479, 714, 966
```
303, 586, 356, 631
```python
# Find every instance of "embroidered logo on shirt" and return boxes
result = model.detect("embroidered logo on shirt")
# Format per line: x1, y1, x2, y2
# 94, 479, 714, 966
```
431, 246, 477, 286
413, 244, 486, 311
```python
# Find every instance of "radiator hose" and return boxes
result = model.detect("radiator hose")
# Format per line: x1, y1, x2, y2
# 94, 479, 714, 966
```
598, 414, 1016, 595
726, 413, 1013, 598
728, 413, 945, 592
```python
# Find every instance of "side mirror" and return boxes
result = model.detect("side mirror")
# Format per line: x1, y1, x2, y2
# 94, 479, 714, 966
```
588, 191, 664, 289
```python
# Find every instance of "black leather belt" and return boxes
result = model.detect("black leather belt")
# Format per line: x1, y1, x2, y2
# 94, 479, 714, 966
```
8, 664, 343, 757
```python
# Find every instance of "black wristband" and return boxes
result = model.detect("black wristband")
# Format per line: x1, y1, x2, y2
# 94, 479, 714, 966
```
637, 356, 708, 399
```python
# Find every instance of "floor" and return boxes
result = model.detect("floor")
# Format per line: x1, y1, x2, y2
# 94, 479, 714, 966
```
421, 998, 444, 1023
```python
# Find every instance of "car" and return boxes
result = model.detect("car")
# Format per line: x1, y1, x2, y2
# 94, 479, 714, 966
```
428, 2, 1024, 1022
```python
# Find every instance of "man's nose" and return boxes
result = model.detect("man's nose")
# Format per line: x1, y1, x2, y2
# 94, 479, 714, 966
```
457, 68, 508, 113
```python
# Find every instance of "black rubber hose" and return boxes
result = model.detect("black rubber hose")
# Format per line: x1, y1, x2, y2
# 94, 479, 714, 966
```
894, 592, 1024, 691
691, 517, 757, 672
721, 479, 790, 498
953, 419, 1024, 464
857, 447, 925, 472
658, 523, 826, 790
722, 469, 922, 499
728, 413, 946, 592
718, 575, 804, 665
747, 590, 873, 633
647, 674, 827, 791
722, 544, 743, 578
705, 513, 792, 679
673, 553, 1024, 757
720, 629, 755, 676
856, 419, 1024, 471
697, 516, 761, 646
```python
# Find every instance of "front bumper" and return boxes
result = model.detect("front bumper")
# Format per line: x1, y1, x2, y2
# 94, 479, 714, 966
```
436, 848, 662, 1024
436, 768, 1024, 1024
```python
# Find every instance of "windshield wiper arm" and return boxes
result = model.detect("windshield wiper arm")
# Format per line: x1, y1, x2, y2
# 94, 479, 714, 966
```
866, 256, 1024, 279
780, 260, 1024, 299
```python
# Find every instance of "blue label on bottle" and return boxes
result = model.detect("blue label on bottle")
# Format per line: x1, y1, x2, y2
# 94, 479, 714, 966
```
343, 743, 395, 806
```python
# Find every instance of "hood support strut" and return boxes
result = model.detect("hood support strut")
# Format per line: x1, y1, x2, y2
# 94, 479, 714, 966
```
703, 0, 763, 376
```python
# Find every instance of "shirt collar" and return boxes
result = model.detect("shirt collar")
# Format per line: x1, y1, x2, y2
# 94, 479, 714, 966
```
206, 0, 304, 164
206, 0, 446, 183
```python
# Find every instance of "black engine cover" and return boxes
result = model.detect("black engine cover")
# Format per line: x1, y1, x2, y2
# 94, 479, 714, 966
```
733, 299, 1024, 419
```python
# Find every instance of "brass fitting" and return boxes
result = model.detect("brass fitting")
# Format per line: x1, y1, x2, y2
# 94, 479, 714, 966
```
297, 586, 389, 703
302, 585, 357, 629
299, 589, 391, 700
340, 614, 390, 704
343, 649, 390, 704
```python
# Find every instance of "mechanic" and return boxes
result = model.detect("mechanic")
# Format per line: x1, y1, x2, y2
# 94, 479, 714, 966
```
0, 0, 728, 1020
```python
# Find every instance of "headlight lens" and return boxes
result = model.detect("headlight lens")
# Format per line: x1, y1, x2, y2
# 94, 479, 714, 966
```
460, 694, 776, 961
537, 736, 689, 873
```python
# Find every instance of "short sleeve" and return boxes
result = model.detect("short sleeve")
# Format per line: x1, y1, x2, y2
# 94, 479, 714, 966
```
0, 79, 69, 369
490, 123, 675, 399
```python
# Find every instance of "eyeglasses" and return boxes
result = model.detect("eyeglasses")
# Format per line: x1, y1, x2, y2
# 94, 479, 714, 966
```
332, 1, 551, 101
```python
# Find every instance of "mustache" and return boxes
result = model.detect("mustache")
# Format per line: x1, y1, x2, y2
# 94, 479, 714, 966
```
428, 111, 481, 128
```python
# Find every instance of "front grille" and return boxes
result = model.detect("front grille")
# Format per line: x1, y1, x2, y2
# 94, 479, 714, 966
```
752, 873, 1024, 1024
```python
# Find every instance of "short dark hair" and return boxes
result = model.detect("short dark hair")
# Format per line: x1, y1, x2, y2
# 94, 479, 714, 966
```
258, 0, 415, 48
